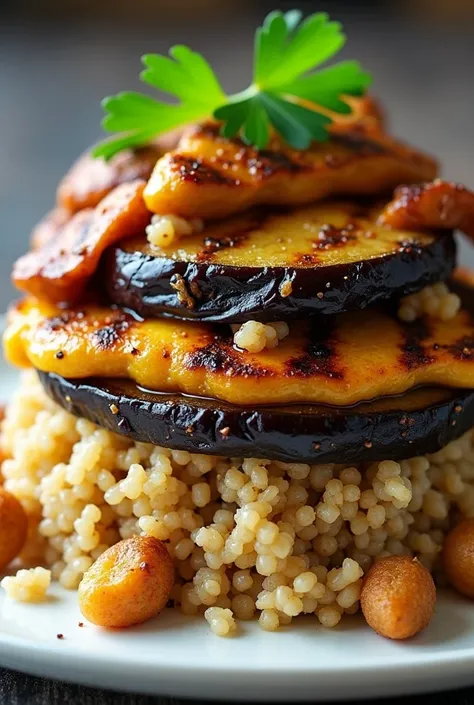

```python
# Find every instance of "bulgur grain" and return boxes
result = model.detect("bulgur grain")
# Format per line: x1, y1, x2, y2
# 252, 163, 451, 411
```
146, 214, 203, 249
1, 567, 51, 602
398, 283, 461, 322
2, 371, 474, 634
232, 321, 289, 353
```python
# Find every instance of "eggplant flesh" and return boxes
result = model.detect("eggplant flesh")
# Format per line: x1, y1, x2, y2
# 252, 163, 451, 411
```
12, 294, 474, 408
39, 372, 474, 464
104, 202, 456, 323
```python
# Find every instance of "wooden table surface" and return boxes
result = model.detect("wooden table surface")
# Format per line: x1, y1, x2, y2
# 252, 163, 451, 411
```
1, 5, 474, 703
2, 665, 474, 705
4, 665, 474, 704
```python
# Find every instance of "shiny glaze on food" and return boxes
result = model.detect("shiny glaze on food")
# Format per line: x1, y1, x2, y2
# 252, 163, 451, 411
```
13, 181, 150, 303
143, 122, 438, 219
105, 201, 456, 322
6, 291, 474, 406
40, 373, 474, 464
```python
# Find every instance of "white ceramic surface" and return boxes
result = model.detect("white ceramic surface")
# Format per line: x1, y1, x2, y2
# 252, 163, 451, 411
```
2, 359, 474, 701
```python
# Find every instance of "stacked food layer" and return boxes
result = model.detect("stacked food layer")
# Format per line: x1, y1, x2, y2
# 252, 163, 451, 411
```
3, 89, 474, 637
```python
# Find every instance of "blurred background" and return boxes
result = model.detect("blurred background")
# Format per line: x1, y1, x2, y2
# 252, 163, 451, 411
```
0, 0, 473, 308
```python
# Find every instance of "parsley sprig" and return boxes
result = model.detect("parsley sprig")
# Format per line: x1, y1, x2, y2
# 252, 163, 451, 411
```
93, 10, 371, 159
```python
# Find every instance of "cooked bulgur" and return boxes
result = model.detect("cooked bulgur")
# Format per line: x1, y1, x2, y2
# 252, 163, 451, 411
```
1, 371, 474, 633
146, 214, 204, 248
1, 566, 51, 602
232, 321, 290, 353
398, 283, 461, 322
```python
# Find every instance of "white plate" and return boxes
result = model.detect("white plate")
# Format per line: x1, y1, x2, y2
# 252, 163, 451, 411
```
2, 361, 474, 701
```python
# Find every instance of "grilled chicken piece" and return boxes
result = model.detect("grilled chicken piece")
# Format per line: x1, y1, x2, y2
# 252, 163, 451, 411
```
333, 96, 386, 131
7, 296, 474, 407
57, 128, 184, 215
379, 180, 474, 240
13, 181, 150, 303
57, 99, 385, 218
143, 122, 438, 220
57, 147, 161, 215
30, 208, 70, 250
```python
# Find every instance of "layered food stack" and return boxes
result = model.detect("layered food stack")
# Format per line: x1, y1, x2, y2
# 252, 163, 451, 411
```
3, 12, 474, 638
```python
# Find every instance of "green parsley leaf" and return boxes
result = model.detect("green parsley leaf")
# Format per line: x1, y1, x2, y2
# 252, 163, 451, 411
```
278, 61, 372, 114
93, 47, 226, 159
254, 12, 345, 89
93, 10, 372, 159
260, 94, 331, 149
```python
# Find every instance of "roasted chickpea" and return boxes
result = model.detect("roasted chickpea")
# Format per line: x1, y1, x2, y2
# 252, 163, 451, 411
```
443, 519, 474, 598
78, 536, 174, 628
0, 487, 28, 571
360, 555, 436, 640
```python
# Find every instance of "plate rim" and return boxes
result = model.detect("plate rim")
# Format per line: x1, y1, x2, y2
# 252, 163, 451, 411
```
3, 334, 474, 701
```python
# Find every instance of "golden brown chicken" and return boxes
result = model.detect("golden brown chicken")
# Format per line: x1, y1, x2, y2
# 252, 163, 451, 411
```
379, 180, 474, 240
57, 127, 185, 215
30, 208, 70, 250
143, 122, 438, 219
13, 181, 150, 303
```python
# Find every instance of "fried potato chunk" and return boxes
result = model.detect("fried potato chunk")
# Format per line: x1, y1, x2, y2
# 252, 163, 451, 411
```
453, 266, 474, 289
78, 536, 174, 628
361, 556, 436, 640
13, 180, 150, 303
143, 122, 438, 219
0, 488, 28, 571
379, 180, 474, 241
443, 519, 474, 598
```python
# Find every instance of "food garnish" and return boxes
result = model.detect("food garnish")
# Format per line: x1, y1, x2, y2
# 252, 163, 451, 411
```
93, 10, 371, 159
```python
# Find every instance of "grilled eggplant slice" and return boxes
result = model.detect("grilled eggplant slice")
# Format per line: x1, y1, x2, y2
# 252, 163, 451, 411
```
143, 122, 438, 220
38, 373, 474, 463
7, 286, 474, 407
105, 201, 456, 323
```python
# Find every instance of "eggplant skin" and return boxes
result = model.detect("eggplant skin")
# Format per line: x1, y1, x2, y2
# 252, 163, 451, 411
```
104, 232, 456, 324
39, 372, 474, 464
